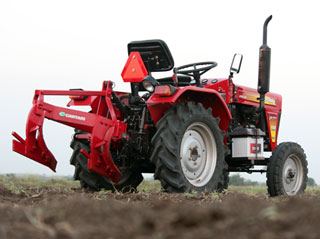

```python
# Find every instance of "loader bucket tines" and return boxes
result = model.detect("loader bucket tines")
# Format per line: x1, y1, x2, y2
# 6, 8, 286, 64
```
12, 81, 125, 183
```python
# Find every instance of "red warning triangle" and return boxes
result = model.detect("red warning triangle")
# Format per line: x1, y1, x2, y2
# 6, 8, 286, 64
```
121, 52, 148, 82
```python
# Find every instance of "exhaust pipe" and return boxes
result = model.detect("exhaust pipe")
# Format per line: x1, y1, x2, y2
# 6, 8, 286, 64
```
257, 15, 272, 133
258, 15, 272, 109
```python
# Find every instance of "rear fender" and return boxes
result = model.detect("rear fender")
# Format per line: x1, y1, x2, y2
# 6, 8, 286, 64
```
147, 87, 232, 138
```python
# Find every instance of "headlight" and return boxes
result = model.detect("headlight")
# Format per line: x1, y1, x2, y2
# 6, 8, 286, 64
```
142, 80, 155, 92
142, 75, 159, 92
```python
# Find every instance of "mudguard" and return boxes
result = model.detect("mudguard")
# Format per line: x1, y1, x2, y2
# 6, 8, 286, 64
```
146, 86, 232, 135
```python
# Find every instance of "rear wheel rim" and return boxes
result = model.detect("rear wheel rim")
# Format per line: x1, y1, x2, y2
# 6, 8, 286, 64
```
180, 122, 217, 187
282, 154, 304, 195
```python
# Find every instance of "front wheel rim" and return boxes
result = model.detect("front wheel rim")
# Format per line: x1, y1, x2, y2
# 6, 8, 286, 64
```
282, 154, 304, 195
180, 122, 217, 187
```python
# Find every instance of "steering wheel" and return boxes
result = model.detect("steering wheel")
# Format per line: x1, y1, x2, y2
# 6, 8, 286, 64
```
174, 61, 217, 86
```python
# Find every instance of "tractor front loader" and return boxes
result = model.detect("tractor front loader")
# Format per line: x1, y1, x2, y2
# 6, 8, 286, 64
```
12, 16, 308, 196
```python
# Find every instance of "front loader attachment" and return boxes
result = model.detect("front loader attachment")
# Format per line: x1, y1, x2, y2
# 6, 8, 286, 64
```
12, 81, 126, 183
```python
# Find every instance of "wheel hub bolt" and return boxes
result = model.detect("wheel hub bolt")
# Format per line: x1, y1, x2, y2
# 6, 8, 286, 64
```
286, 169, 296, 183
287, 170, 295, 180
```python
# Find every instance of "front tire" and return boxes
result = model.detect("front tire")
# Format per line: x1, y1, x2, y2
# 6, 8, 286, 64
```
70, 137, 143, 192
267, 142, 308, 196
151, 102, 228, 193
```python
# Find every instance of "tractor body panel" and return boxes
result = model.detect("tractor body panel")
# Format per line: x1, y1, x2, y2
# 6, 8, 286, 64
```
234, 85, 282, 150
196, 77, 282, 150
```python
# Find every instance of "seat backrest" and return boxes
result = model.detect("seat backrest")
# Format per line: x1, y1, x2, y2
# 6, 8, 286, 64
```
127, 40, 174, 73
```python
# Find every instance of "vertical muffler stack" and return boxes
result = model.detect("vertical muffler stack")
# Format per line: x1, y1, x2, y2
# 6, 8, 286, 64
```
257, 15, 272, 133
258, 15, 272, 107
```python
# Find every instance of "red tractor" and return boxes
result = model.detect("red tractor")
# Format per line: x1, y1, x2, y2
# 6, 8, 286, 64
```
12, 16, 307, 196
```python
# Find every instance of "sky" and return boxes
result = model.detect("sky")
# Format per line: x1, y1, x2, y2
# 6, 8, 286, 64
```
1, 0, 319, 183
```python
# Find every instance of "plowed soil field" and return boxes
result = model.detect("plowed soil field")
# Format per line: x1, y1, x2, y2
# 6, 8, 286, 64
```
1, 179, 320, 239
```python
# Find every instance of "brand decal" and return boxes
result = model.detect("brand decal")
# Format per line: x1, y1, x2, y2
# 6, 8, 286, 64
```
239, 93, 276, 106
269, 115, 277, 142
265, 97, 276, 105
59, 112, 86, 121
250, 143, 261, 154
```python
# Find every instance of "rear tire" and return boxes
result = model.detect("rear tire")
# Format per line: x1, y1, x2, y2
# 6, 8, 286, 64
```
70, 137, 143, 192
267, 142, 308, 196
151, 102, 228, 193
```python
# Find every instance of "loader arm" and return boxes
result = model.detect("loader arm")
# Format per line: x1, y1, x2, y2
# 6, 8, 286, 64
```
12, 81, 126, 183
